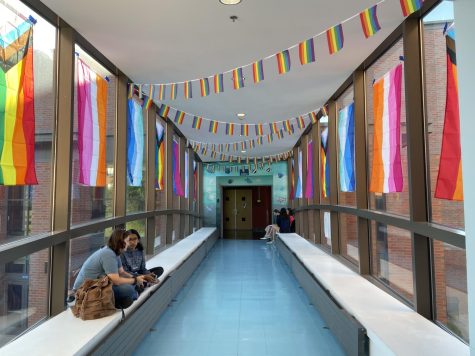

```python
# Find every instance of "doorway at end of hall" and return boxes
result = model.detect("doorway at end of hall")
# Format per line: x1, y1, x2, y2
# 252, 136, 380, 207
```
222, 186, 272, 239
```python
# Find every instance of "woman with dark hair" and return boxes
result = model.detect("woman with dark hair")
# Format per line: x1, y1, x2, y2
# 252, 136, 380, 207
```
72, 228, 145, 309
277, 208, 291, 233
287, 208, 296, 233
121, 229, 164, 282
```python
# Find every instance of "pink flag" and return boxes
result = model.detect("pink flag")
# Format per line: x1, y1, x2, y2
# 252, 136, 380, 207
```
305, 140, 314, 198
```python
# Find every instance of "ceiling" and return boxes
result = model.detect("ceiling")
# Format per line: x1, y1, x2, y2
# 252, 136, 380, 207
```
41, 0, 406, 161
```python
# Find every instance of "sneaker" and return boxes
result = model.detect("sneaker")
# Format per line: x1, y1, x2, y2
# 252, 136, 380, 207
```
260, 236, 269, 240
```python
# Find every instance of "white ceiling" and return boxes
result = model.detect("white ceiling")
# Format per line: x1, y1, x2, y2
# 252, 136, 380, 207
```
42, 0, 405, 161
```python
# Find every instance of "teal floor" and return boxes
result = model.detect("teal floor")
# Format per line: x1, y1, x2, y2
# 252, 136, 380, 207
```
134, 239, 345, 356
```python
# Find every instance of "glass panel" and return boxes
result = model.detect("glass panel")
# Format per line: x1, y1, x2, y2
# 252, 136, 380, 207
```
126, 220, 146, 240
423, 2, 464, 230
0, 1, 56, 244
320, 210, 331, 249
339, 213, 359, 265
370, 222, 414, 303
154, 215, 167, 250
337, 86, 356, 207
0, 249, 50, 347
173, 214, 181, 241
433, 240, 468, 342
306, 210, 315, 243
366, 38, 409, 217
71, 46, 116, 225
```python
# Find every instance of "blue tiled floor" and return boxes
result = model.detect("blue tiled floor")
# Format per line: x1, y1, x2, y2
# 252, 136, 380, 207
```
134, 239, 345, 356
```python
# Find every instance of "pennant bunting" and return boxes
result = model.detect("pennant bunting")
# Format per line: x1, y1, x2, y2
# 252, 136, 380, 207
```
326, 24, 344, 55
299, 38, 316, 65
270, 122, 279, 134
209, 121, 219, 134
241, 124, 249, 137
257, 136, 263, 145
267, 134, 273, 143
305, 140, 314, 199
155, 121, 165, 190
309, 111, 318, 124
400, 0, 423, 17
369, 64, 403, 193
252, 60, 264, 84
233, 142, 238, 151
158, 84, 166, 100
184, 80, 192, 99
127, 98, 144, 187
255, 123, 263, 136
360, 5, 381, 38
158, 104, 170, 119
276, 50, 291, 74
283, 120, 291, 133
192, 116, 202, 129
214, 73, 224, 94
200, 78, 210, 97
172, 139, 184, 196
226, 123, 234, 135
145, 85, 155, 109
321, 127, 330, 198
174, 110, 185, 124
127, 83, 134, 99
233, 67, 245, 90
170, 83, 177, 99
77, 58, 107, 187
338, 103, 356, 192
297, 116, 306, 129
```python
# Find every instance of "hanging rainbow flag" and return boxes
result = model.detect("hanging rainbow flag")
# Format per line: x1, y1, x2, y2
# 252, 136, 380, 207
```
241, 124, 249, 136
127, 98, 144, 187
299, 38, 316, 65
233, 67, 244, 90
192, 116, 202, 130
155, 121, 165, 190
145, 85, 155, 109
233, 142, 238, 151
255, 123, 263, 136
200, 78, 210, 97
267, 134, 273, 143
297, 116, 306, 129
250, 140, 255, 149
77, 58, 107, 187
226, 123, 234, 135
225, 143, 230, 152
338, 103, 355, 192
283, 120, 292, 133
201, 146, 207, 155
174, 110, 185, 124
289, 158, 295, 199
305, 140, 314, 199
159, 84, 166, 100
0, 22, 38, 185
309, 111, 318, 124
257, 136, 263, 145
321, 128, 330, 198
370, 64, 403, 193
158, 104, 170, 119
127, 83, 134, 99
326, 24, 344, 55
214, 73, 224, 93
269, 122, 278, 134
170, 83, 177, 99
172, 139, 184, 196
276, 50, 291, 74
193, 160, 197, 201
276, 130, 283, 140
184, 151, 189, 198
253, 60, 264, 83
209, 121, 219, 134
400, 0, 423, 17
360, 5, 381, 38
241, 141, 247, 150
184, 81, 192, 99
435, 34, 463, 201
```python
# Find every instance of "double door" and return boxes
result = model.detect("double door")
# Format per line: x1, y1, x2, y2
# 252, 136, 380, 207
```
223, 188, 252, 239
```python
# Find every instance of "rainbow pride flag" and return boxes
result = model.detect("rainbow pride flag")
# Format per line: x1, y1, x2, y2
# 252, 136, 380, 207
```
283, 120, 291, 132
326, 24, 344, 55
155, 121, 165, 190
360, 5, 381, 38
192, 116, 202, 130
297, 116, 305, 129
276, 50, 291, 74
0, 22, 37, 185
127, 83, 134, 99
158, 104, 170, 119
233, 142, 238, 151
269, 122, 278, 134
170, 83, 177, 99
309, 112, 318, 124
255, 123, 263, 136
144, 85, 154, 110
174, 110, 185, 124
400, 0, 422, 17
184, 81, 192, 99
233, 68, 244, 90
184, 151, 189, 198
226, 123, 234, 135
369, 64, 403, 193
209, 121, 218, 134
241, 141, 247, 150
253, 60, 264, 83
200, 78, 210, 97
299, 38, 316, 65
172, 139, 184, 196
241, 124, 249, 136
305, 140, 314, 199
159, 84, 166, 100
214, 73, 224, 93
257, 136, 263, 145
77, 58, 108, 187
321, 128, 330, 198
127, 98, 144, 187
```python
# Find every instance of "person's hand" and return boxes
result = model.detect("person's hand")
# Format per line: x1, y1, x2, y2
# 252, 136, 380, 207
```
136, 275, 145, 286
143, 274, 157, 283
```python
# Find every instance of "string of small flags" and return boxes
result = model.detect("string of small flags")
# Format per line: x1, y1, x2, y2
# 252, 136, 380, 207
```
200, 149, 294, 170
131, 0, 422, 97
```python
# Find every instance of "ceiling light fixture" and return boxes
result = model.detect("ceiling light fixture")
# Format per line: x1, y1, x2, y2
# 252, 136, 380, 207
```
241, 150, 246, 153
220, 0, 242, 5
237, 113, 246, 120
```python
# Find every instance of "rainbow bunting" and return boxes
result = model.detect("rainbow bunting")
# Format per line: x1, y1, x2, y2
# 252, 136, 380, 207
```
200, 78, 210, 97
250, 140, 255, 149
270, 122, 278, 134
155, 121, 165, 190
233, 67, 245, 90
299, 38, 316, 65
158, 104, 170, 119
233, 142, 238, 151
309, 111, 318, 124
220, 153, 225, 161
212, 151, 217, 159
170, 83, 177, 99
77, 58, 107, 187
201, 146, 207, 155
192, 116, 202, 130
241, 124, 249, 136
184, 81, 192, 99
297, 116, 305, 129
158, 84, 166, 100
226, 123, 234, 135
255, 123, 263, 136
267, 134, 273, 143
0, 22, 37, 185
172, 139, 184, 196
209, 121, 219, 134
145, 85, 155, 109
241, 141, 247, 150
283, 120, 291, 133
253, 60, 264, 84
276, 50, 291, 74
321, 128, 330, 198
127, 83, 134, 99
225, 143, 230, 152
400, 0, 423, 17
326, 24, 344, 55
276, 130, 282, 139
305, 140, 314, 199
369, 64, 403, 193
214, 73, 224, 94
257, 136, 263, 145
360, 5, 381, 38
127, 98, 144, 187
174, 110, 185, 124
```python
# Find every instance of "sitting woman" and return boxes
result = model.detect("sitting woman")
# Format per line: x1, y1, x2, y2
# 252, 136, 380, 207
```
121, 229, 164, 284
72, 228, 145, 309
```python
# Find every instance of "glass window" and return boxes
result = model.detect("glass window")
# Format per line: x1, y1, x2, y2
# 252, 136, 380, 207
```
173, 214, 181, 241
339, 213, 359, 265
154, 215, 167, 250
366, 39, 410, 217
0, 249, 50, 347
321, 210, 331, 249
423, 1, 464, 230
337, 86, 356, 207
370, 222, 414, 303
0, 1, 56, 244
433, 240, 468, 342
71, 46, 116, 225
306, 210, 315, 243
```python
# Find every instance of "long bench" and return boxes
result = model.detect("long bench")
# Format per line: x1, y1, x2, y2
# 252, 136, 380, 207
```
1, 227, 218, 356
275, 233, 469, 356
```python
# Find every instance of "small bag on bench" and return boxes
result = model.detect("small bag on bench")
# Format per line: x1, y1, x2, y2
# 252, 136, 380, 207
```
72, 276, 116, 320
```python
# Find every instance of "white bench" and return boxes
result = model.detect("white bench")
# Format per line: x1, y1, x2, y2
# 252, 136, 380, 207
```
0, 227, 218, 356
276, 233, 469, 356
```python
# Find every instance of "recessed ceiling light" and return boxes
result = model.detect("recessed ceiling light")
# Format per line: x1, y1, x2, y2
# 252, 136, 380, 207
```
220, 0, 242, 5
237, 113, 245, 119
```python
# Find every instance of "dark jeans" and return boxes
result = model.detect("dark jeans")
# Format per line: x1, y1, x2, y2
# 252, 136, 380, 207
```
112, 284, 137, 309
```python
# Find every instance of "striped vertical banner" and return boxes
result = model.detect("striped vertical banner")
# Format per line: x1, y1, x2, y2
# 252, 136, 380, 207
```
297, 116, 305, 129
155, 121, 165, 190
309, 111, 318, 124
77, 58, 107, 187
369, 64, 403, 193
127, 98, 144, 186
289, 158, 295, 199
174, 110, 185, 124
184, 81, 192, 99
209, 121, 219, 134
400, 0, 423, 17
255, 123, 263, 136
283, 120, 291, 132
299, 38, 316, 65
172, 139, 184, 196
252, 60, 264, 83
200, 78, 210, 97
170, 83, 177, 99
145, 85, 155, 109
184, 151, 189, 198
241, 124, 249, 136
159, 84, 166, 100
360, 5, 381, 38
276, 50, 291, 74
214, 73, 224, 93
226, 123, 234, 135
192, 116, 202, 129
295, 149, 303, 198
267, 133, 273, 143
326, 24, 344, 54
305, 140, 314, 199
158, 104, 170, 119
338, 103, 356, 192
233, 67, 245, 89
